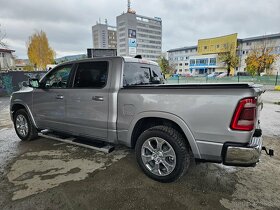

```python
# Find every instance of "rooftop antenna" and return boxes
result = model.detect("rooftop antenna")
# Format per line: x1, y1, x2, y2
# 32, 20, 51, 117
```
127, 0, 136, 13
127, 0, 131, 12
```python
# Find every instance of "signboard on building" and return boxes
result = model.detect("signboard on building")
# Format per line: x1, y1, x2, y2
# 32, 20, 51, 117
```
128, 29, 136, 38
128, 29, 137, 56
128, 38, 137, 47
128, 47, 137, 56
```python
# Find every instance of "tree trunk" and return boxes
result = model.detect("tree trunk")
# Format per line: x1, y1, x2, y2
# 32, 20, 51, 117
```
227, 67, 230, 76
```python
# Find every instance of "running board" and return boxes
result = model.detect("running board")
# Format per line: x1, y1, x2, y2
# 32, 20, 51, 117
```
38, 133, 115, 153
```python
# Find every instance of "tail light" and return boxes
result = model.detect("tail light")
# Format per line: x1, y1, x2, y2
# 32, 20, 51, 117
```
231, 97, 257, 131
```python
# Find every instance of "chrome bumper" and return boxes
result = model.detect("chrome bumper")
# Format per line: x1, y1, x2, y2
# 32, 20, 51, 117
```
223, 137, 262, 166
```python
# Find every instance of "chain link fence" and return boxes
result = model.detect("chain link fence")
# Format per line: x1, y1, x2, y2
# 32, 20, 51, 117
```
166, 73, 279, 88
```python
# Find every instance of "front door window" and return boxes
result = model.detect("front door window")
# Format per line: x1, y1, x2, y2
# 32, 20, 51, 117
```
42, 65, 72, 88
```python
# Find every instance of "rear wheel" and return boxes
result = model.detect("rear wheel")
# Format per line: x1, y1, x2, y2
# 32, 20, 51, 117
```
135, 126, 191, 182
13, 109, 38, 141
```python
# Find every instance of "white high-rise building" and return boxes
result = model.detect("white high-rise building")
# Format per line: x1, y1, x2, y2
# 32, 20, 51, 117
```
92, 23, 117, 49
116, 11, 162, 61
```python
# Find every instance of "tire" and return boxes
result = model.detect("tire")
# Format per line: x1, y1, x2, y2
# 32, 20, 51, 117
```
13, 109, 38, 141
135, 125, 191, 183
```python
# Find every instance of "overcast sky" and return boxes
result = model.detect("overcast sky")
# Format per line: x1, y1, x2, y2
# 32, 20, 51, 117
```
0, 0, 279, 58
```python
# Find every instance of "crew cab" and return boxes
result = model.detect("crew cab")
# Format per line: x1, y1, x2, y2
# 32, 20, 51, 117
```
10, 56, 264, 182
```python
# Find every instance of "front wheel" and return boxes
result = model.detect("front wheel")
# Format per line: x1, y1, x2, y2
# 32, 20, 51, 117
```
135, 126, 191, 182
13, 109, 38, 141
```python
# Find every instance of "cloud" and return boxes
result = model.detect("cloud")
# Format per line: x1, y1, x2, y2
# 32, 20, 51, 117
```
0, 0, 279, 58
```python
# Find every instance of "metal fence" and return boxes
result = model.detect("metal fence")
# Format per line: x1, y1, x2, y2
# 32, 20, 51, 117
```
166, 73, 279, 86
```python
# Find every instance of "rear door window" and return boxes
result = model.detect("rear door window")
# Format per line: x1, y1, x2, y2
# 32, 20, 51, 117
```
123, 63, 164, 86
73, 61, 108, 88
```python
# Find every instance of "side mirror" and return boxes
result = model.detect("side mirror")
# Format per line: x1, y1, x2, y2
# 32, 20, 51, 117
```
22, 81, 29, 87
29, 79, 40, 88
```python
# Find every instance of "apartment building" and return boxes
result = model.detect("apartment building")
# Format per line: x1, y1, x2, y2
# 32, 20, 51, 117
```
92, 23, 117, 49
168, 33, 280, 75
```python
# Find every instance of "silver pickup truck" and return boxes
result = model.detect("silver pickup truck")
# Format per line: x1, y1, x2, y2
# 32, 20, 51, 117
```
10, 56, 264, 182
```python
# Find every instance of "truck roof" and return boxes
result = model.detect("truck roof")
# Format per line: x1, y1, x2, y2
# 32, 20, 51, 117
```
122, 56, 159, 66
55, 56, 159, 67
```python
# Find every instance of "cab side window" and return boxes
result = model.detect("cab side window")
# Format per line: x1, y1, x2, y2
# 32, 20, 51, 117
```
73, 61, 108, 88
43, 65, 72, 88
123, 63, 165, 86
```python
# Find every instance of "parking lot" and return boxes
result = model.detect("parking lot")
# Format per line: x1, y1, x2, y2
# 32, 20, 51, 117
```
0, 91, 280, 210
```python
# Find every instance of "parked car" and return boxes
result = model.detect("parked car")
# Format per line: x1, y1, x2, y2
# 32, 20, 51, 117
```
207, 72, 221, 78
236, 72, 251, 76
216, 72, 227, 78
10, 56, 265, 182
185, 72, 193, 77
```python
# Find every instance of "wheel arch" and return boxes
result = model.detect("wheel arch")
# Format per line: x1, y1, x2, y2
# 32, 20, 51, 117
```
11, 101, 38, 128
128, 112, 201, 159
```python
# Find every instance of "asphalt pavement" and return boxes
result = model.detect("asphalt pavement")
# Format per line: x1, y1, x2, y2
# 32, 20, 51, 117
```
0, 91, 280, 210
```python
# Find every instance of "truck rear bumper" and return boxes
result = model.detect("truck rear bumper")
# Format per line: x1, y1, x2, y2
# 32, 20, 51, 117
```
223, 137, 262, 166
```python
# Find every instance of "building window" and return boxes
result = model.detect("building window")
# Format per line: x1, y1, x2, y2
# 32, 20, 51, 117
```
196, 58, 208, 65
204, 46, 207, 50
185, 63, 188, 66
217, 45, 220, 48
243, 51, 245, 54
190, 59, 195, 65
185, 56, 188, 59
209, 58, 216, 65
179, 63, 182, 66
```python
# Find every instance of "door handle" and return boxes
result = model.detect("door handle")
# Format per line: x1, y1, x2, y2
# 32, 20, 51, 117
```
92, 96, 104, 101
56, 95, 64, 99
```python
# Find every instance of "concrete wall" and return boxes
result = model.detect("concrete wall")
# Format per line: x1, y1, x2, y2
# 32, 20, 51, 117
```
0, 71, 46, 96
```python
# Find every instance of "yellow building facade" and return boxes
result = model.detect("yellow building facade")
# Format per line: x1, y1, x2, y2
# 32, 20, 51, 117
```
197, 33, 238, 75
197, 33, 238, 55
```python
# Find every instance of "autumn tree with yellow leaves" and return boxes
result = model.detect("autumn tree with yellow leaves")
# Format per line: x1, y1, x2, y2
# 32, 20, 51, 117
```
245, 40, 278, 76
27, 30, 55, 70
157, 56, 175, 75
218, 51, 239, 76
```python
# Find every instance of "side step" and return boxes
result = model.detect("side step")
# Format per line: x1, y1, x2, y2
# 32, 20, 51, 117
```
38, 132, 115, 153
